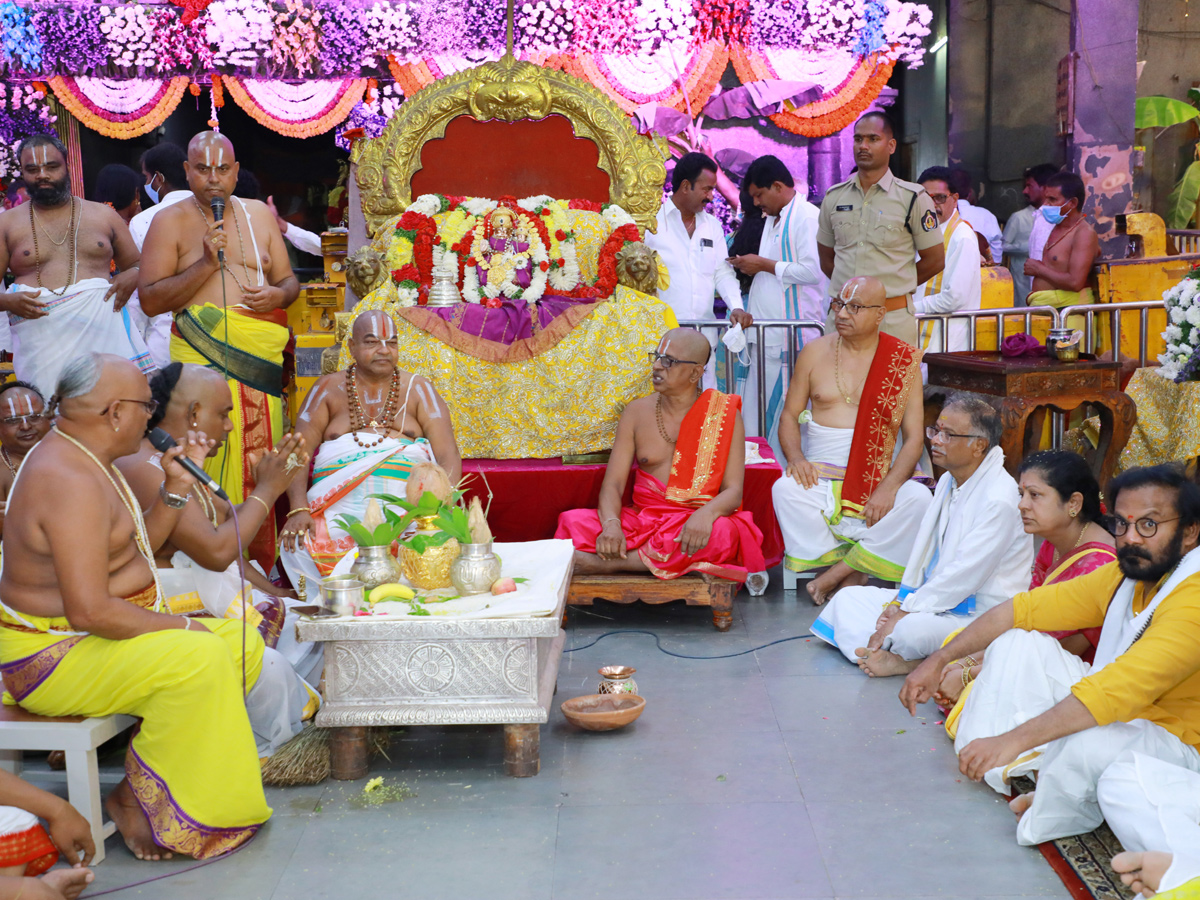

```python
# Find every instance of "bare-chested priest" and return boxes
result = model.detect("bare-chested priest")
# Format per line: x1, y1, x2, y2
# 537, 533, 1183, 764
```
0, 381, 51, 533
0, 353, 270, 861
772, 276, 931, 603
279, 310, 462, 587
0, 135, 151, 399
1024, 172, 1100, 316
556, 328, 766, 589
138, 131, 298, 568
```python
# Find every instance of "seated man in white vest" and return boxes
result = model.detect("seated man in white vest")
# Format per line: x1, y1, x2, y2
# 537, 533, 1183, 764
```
901, 463, 1200, 848
772, 276, 931, 603
812, 394, 1032, 676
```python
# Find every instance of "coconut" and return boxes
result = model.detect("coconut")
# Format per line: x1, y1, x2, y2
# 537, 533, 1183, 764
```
467, 496, 492, 544
405, 463, 453, 505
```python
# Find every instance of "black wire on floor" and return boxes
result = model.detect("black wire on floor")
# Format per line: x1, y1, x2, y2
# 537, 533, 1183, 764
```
564, 629, 815, 659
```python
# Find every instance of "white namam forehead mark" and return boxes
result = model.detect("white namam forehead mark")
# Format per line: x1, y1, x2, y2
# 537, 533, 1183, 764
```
415, 381, 442, 419
32, 145, 49, 167
657, 337, 671, 354
840, 281, 861, 301
2, 392, 35, 417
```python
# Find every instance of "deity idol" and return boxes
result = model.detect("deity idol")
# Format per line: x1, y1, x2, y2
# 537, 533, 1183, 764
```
474, 207, 532, 291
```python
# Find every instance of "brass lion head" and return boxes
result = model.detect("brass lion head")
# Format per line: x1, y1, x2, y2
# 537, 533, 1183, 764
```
615, 242, 660, 297
345, 247, 385, 299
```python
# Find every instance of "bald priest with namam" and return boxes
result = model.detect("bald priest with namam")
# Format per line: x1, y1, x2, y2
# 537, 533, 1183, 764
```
555, 327, 766, 591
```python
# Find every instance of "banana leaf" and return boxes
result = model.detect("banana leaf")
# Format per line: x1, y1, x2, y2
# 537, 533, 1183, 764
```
1167, 160, 1200, 228
1136, 96, 1200, 130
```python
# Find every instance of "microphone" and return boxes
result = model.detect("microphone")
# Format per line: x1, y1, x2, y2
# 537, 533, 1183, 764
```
209, 196, 225, 263
147, 427, 229, 502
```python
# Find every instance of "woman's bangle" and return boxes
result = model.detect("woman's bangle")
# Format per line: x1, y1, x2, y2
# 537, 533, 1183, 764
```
287, 506, 311, 517
246, 494, 271, 514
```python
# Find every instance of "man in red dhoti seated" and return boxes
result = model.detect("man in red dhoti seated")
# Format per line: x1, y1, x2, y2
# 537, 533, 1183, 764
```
556, 328, 765, 582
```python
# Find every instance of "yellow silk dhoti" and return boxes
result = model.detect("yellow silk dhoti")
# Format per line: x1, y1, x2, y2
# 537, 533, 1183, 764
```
171, 303, 289, 569
0, 587, 270, 858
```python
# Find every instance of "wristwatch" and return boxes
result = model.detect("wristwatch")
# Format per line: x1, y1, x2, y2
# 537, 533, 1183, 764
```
159, 482, 189, 509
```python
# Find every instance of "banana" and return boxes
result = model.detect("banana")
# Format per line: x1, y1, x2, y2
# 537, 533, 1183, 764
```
368, 583, 416, 604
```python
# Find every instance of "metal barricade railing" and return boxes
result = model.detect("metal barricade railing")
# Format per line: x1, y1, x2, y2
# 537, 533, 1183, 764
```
1057, 299, 1166, 368
678, 318, 825, 438
913, 306, 1061, 354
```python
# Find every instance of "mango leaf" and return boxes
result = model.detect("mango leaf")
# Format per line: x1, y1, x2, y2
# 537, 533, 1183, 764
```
333, 517, 378, 546
434, 506, 473, 544
401, 531, 455, 555
1167, 160, 1200, 228
1136, 96, 1200, 130
370, 493, 412, 509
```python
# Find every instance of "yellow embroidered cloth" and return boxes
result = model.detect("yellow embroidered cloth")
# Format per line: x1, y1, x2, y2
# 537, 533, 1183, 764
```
338, 286, 678, 458
1118, 367, 1200, 471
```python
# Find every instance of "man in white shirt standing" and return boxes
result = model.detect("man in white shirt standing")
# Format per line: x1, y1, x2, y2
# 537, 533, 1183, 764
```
645, 152, 750, 389
951, 168, 1003, 265
914, 166, 981, 353
1003, 164, 1058, 306
730, 155, 825, 459
127, 143, 191, 368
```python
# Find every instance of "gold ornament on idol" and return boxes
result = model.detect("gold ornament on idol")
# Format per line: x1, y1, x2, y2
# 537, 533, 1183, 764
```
52, 427, 164, 608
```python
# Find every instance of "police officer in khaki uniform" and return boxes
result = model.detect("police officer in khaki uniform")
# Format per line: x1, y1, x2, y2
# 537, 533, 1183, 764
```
817, 111, 945, 346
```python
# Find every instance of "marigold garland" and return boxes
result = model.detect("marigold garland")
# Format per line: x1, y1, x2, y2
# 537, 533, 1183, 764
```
46, 75, 189, 139
224, 76, 367, 138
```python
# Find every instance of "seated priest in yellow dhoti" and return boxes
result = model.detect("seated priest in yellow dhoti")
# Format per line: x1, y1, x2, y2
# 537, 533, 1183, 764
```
0, 354, 269, 861
556, 328, 765, 583
138, 131, 299, 571
772, 277, 932, 604
279, 310, 461, 587
116, 363, 322, 758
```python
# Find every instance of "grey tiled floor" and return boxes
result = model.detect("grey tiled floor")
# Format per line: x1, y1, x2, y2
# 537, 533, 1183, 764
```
33, 572, 1069, 899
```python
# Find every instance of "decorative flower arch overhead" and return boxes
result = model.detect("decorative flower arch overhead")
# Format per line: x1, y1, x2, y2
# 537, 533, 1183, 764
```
224, 77, 368, 138
47, 76, 190, 138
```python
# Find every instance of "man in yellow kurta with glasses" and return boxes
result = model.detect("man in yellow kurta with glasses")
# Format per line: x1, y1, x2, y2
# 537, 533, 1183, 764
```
138, 130, 298, 570
0, 353, 270, 862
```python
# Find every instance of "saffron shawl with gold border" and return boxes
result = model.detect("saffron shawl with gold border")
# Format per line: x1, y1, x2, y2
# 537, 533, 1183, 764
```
665, 389, 741, 507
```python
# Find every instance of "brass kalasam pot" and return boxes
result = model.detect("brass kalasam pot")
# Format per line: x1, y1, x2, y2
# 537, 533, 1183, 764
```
399, 516, 460, 590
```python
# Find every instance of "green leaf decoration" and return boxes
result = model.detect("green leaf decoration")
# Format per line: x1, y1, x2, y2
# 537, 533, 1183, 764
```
369, 493, 410, 508
1167, 160, 1200, 228
512, 577, 529, 584
1136, 96, 1200, 130
434, 506, 473, 544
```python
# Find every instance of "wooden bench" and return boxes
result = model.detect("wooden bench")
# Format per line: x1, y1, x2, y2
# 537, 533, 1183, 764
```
0, 706, 137, 865
567, 573, 739, 631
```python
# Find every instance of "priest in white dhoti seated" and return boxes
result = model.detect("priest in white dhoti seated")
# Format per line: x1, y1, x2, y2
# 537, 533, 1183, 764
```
772, 276, 931, 604
813, 394, 1032, 675
279, 310, 461, 587
901, 463, 1200, 847
117, 363, 321, 757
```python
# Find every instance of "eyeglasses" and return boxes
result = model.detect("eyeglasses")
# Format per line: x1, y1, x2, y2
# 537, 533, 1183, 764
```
829, 299, 884, 315
1113, 516, 1180, 538
648, 352, 701, 369
0, 413, 45, 427
925, 426, 982, 442
928, 193, 951, 204
103, 398, 158, 416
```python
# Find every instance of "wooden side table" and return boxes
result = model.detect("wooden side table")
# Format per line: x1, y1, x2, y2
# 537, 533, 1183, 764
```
924, 352, 1136, 486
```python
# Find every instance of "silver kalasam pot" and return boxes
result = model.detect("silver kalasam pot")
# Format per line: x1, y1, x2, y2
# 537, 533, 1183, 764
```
450, 542, 502, 595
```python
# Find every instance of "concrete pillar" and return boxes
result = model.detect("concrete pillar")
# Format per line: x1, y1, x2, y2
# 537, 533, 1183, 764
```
1068, 0, 1137, 256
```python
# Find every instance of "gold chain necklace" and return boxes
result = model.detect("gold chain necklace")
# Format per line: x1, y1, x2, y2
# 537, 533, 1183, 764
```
32, 200, 73, 245
1, 447, 19, 477
29, 198, 78, 297
1051, 521, 1089, 568
833, 337, 865, 404
655, 394, 677, 444
53, 427, 163, 608
192, 197, 255, 292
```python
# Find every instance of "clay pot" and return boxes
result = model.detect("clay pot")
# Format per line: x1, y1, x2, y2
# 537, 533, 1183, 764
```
560, 694, 645, 731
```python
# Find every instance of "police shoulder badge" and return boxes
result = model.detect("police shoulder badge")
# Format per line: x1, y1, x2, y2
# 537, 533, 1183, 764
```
920, 209, 938, 232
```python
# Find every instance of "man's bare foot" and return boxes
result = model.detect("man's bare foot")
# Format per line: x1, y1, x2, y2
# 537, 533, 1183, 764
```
1009, 791, 1034, 818
806, 564, 870, 605
105, 779, 172, 861
41, 867, 95, 900
1112, 851, 1176, 898
854, 648, 920, 677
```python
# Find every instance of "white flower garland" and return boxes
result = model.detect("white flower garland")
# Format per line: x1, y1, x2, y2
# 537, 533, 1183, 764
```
602, 203, 635, 231
548, 242, 581, 293
460, 220, 549, 304
206, 0, 275, 69
461, 196, 498, 218
1158, 276, 1200, 380
98, 4, 158, 70
73, 77, 165, 114
238, 78, 351, 121
408, 194, 441, 217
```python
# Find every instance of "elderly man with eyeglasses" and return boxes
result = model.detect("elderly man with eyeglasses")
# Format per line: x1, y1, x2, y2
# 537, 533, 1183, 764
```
555, 327, 765, 584
812, 393, 1032, 677
0, 381, 51, 529
898, 463, 1200, 850
772, 275, 931, 605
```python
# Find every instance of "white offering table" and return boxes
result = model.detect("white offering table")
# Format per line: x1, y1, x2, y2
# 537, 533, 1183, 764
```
295, 540, 572, 778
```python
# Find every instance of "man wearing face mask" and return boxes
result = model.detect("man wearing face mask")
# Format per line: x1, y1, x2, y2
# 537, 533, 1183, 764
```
0, 135, 150, 400
1024, 171, 1099, 316
138, 131, 298, 569
900, 463, 1200, 848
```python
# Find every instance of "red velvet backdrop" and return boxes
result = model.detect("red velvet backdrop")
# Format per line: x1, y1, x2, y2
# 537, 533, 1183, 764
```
410, 115, 612, 202
462, 438, 785, 569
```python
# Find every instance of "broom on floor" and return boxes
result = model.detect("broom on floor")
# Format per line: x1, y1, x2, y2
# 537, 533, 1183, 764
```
262, 726, 393, 786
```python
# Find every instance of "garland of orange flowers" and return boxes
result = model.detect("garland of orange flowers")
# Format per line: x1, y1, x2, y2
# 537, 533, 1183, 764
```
729, 45, 897, 137
46, 75, 189, 139
387, 54, 436, 98
223, 77, 367, 139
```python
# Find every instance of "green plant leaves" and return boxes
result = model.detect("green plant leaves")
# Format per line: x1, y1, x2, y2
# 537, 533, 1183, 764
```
1136, 95, 1200, 130
1167, 160, 1200, 228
